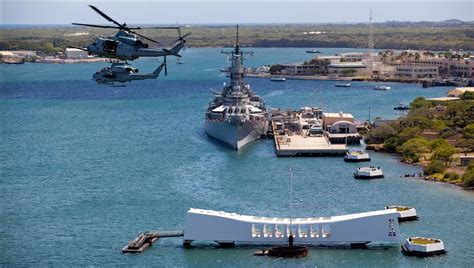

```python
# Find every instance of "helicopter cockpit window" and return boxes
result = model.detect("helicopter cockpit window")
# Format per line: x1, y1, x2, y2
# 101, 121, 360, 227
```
134, 69, 139, 73
103, 40, 119, 52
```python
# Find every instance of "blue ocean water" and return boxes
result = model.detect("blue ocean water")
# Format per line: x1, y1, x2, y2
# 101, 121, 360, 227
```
1, 48, 473, 267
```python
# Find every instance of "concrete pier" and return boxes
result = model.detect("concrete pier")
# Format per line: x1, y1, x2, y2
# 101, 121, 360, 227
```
271, 108, 349, 157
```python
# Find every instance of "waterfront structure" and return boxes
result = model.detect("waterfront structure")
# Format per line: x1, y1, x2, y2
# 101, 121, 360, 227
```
205, 27, 269, 150
322, 112, 356, 134
401, 237, 446, 257
279, 63, 325, 76
327, 62, 368, 77
65, 48, 89, 59
183, 208, 400, 246
271, 108, 348, 156
394, 65, 439, 80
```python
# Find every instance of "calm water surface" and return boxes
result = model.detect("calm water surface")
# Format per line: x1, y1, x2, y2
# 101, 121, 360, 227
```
1, 48, 473, 267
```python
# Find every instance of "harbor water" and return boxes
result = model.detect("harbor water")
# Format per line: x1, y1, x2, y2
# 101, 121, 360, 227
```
1, 48, 473, 267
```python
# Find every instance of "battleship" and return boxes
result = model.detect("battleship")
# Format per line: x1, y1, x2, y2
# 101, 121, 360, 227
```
205, 26, 269, 150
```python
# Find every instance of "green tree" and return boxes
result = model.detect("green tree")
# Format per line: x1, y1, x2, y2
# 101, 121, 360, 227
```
397, 138, 431, 163
398, 127, 421, 144
423, 160, 447, 175
460, 91, 474, 100
464, 124, 474, 139
431, 138, 449, 150
431, 144, 456, 164
365, 124, 397, 144
410, 97, 433, 110
384, 137, 400, 153
269, 64, 284, 74
462, 162, 474, 188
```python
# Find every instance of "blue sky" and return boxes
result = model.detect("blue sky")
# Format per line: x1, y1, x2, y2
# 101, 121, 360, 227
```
1, 1, 473, 24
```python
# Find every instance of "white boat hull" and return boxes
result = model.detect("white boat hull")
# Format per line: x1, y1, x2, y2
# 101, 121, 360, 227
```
205, 119, 268, 150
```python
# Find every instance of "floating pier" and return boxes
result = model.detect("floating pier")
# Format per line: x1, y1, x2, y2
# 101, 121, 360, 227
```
122, 230, 183, 253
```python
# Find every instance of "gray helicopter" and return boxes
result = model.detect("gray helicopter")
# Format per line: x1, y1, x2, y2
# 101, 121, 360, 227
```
71, 5, 191, 61
93, 62, 165, 85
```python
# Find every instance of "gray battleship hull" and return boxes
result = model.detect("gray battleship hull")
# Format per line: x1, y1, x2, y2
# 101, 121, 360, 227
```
205, 120, 268, 150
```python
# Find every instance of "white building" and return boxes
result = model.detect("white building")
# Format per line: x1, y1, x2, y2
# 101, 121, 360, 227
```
183, 208, 400, 246
322, 112, 357, 134
452, 60, 474, 78
65, 48, 89, 59
395, 65, 439, 80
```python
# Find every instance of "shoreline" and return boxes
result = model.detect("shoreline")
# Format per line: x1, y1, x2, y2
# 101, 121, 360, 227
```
366, 144, 473, 190
246, 73, 436, 85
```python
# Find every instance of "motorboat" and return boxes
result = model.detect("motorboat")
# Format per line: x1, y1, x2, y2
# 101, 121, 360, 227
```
354, 166, 384, 179
270, 77, 287, 82
335, 82, 352, 87
374, 85, 391, 91
344, 151, 371, 162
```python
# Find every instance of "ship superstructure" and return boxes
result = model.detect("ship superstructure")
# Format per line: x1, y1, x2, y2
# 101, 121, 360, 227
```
205, 26, 269, 150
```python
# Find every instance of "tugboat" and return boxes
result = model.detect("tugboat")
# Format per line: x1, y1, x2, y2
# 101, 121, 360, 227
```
374, 85, 391, 91
401, 237, 446, 257
205, 26, 269, 150
354, 166, 384, 179
385, 206, 418, 222
344, 151, 371, 162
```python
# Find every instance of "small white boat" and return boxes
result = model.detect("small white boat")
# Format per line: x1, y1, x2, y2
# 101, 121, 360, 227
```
270, 77, 287, 82
374, 85, 391, 91
354, 166, 383, 179
335, 82, 352, 87
344, 151, 371, 162
385, 205, 418, 222
401, 237, 446, 257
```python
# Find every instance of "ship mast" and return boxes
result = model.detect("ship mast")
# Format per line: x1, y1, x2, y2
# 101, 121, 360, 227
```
221, 25, 252, 92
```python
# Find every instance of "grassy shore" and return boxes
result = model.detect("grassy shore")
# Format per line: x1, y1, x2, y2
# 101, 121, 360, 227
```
364, 93, 474, 189
1, 21, 473, 54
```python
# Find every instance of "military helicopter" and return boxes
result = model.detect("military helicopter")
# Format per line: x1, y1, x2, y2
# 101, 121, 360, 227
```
93, 62, 165, 85
70, 5, 191, 61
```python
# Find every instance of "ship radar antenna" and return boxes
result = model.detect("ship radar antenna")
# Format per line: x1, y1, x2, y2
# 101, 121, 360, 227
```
235, 24, 241, 54
236, 24, 239, 45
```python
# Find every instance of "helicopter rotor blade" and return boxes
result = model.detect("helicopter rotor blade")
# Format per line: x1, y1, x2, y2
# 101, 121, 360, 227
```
72, 23, 122, 29
146, 26, 180, 30
66, 46, 88, 51
174, 32, 192, 43
164, 56, 167, 76
128, 30, 160, 44
88, 5, 125, 29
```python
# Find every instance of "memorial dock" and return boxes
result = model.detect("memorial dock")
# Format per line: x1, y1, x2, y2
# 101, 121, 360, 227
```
122, 230, 183, 253
271, 108, 350, 157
